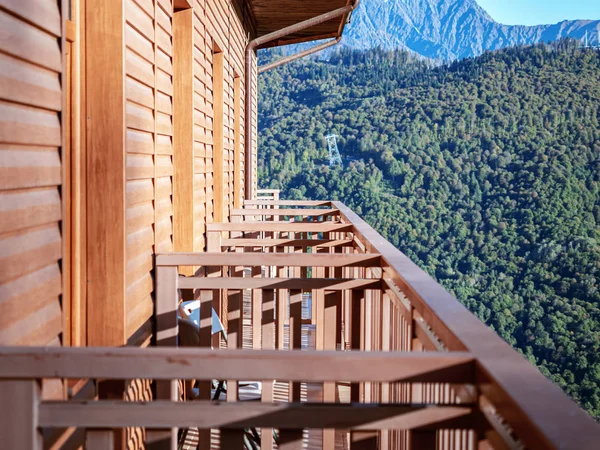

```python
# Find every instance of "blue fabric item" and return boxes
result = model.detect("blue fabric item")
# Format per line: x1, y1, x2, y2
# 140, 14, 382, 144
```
181, 300, 224, 335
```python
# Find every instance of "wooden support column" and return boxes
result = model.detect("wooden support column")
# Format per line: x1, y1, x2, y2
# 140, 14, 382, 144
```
233, 77, 243, 208
350, 289, 365, 402
173, 7, 194, 273
262, 289, 276, 450
0, 380, 42, 450
227, 286, 243, 400
86, 430, 115, 450
152, 265, 179, 450
323, 290, 341, 449
289, 287, 302, 410
276, 245, 287, 350
86, 0, 126, 347
213, 51, 225, 222
252, 264, 262, 350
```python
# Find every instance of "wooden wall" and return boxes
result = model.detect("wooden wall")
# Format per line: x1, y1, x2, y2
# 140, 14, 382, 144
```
83, 0, 251, 347
124, 0, 175, 343
0, 0, 252, 350
189, 0, 247, 252
0, 0, 64, 349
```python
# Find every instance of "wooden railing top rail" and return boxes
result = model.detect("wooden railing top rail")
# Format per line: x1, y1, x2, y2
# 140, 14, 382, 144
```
0, 347, 474, 383
332, 201, 600, 450
206, 222, 351, 232
231, 208, 339, 217
177, 277, 383, 291
244, 199, 333, 207
220, 238, 354, 248
38, 401, 473, 431
156, 252, 381, 267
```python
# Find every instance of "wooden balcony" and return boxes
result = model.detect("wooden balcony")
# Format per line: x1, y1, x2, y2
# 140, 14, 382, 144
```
1, 199, 599, 450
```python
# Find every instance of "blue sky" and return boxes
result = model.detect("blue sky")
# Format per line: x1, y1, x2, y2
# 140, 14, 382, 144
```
476, 0, 600, 26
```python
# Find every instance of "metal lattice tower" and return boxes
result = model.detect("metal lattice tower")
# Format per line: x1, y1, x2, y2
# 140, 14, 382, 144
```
582, 27, 600, 48
326, 134, 343, 167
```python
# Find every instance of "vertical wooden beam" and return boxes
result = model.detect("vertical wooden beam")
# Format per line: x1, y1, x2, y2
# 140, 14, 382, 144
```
227, 286, 242, 400
173, 7, 194, 270
213, 51, 225, 222
380, 294, 391, 450
276, 246, 287, 350
252, 265, 262, 350
86, 430, 115, 450
262, 288, 276, 450
350, 289, 364, 402
323, 290, 340, 449
0, 380, 41, 450
86, 0, 126, 347
289, 289, 302, 400
233, 76, 242, 208
154, 265, 178, 450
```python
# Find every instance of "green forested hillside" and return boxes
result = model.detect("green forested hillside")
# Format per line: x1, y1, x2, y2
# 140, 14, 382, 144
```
258, 41, 600, 418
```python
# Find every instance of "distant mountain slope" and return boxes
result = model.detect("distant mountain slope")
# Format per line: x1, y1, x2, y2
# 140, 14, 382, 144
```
337, 0, 600, 59
258, 42, 600, 418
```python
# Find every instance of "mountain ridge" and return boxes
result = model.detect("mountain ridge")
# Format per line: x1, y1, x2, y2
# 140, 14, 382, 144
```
331, 0, 600, 60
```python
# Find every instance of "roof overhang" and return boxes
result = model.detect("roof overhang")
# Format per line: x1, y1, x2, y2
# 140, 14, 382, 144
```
243, 0, 354, 49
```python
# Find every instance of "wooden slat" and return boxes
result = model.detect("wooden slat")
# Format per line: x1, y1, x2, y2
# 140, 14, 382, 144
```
207, 222, 352, 233
157, 252, 380, 267
39, 401, 473, 430
86, 430, 115, 450
231, 208, 339, 217
221, 238, 353, 248
177, 277, 382, 291
243, 200, 332, 207
0, 347, 475, 383
0, 380, 41, 449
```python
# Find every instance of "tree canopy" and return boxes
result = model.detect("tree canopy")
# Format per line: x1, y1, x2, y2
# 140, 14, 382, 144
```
258, 41, 600, 418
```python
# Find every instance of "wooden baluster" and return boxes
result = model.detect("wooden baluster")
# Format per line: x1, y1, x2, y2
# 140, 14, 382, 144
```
276, 243, 287, 350
153, 265, 179, 449
252, 263, 262, 350
0, 380, 42, 450
86, 430, 115, 450
262, 289, 276, 450
380, 293, 392, 450
289, 288, 303, 399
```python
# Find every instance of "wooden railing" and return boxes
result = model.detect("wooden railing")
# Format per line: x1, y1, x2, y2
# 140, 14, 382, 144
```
1, 200, 599, 450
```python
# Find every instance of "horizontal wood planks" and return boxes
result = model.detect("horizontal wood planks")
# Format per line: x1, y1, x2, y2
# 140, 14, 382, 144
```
39, 401, 474, 430
0, 0, 64, 347
0, 347, 475, 382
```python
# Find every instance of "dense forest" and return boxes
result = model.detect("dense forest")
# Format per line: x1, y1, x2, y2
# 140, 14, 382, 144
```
257, 41, 600, 418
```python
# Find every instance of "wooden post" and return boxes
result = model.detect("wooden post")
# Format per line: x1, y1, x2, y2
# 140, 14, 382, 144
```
262, 289, 276, 450
213, 51, 225, 222
86, 430, 115, 450
276, 245, 287, 350
153, 265, 179, 450
323, 289, 340, 449
0, 380, 42, 450
172, 7, 195, 274
233, 77, 243, 208
86, 0, 126, 347
289, 289, 303, 400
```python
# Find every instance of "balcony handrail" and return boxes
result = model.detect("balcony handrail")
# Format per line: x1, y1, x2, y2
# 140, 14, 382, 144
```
330, 201, 600, 449
0, 347, 474, 382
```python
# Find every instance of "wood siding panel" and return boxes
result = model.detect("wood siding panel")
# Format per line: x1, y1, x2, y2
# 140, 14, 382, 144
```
0, 1, 64, 348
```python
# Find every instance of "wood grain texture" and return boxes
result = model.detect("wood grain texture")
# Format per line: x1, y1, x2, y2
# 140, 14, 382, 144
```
0, 0, 64, 348
86, 0, 126, 346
